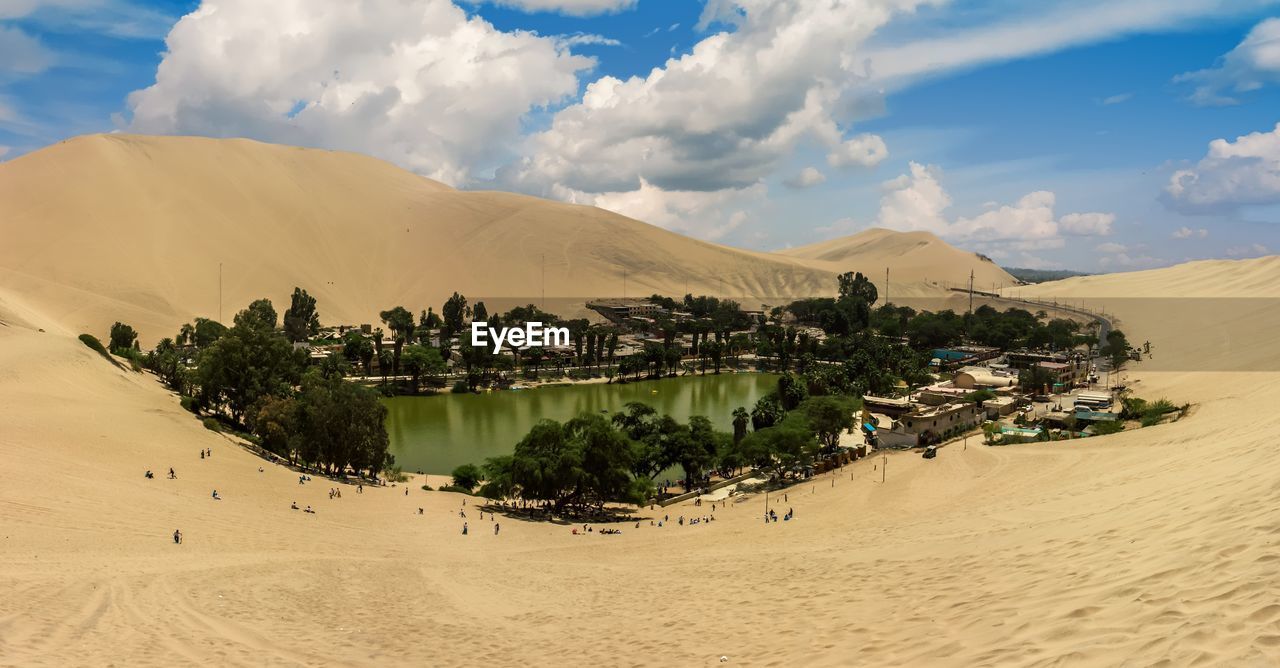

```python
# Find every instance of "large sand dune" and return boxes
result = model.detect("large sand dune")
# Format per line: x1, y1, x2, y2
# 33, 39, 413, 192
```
1, 134, 847, 344
780, 227, 1017, 292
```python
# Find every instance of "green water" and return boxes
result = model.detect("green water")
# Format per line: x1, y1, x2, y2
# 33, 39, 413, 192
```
384, 373, 778, 474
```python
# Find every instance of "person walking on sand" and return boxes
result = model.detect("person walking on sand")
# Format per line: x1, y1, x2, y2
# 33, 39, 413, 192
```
462, 522, 469, 535
173, 529, 182, 544
200, 450, 205, 460
494, 523, 500, 535
168, 467, 176, 479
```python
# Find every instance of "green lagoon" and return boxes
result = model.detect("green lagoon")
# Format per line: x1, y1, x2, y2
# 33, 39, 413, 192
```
384, 373, 778, 474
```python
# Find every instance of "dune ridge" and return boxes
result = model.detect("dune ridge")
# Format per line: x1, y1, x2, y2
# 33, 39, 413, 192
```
2, 134, 1012, 343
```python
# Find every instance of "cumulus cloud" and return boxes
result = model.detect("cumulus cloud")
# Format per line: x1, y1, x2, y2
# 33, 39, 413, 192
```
475, 0, 637, 16
826, 133, 888, 168
126, 0, 593, 186
871, 162, 1115, 249
1164, 122, 1280, 212
497, 0, 929, 237
1094, 242, 1127, 253
557, 178, 767, 242
1099, 92, 1132, 105
1059, 212, 1114, 236
783, 166, 826, 189
1172, 226, 1208, 239
1175, 17, 1280, 106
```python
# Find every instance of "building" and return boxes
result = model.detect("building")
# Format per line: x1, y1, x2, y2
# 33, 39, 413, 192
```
900, 402, 982, 442
953, 366, 1017, 390
587, 299, 666, 322
862, 395, 914, 419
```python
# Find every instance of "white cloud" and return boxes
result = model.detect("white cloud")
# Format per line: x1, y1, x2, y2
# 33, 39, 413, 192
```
1100, 92, 1132, 105
498, 0, 928, 237
2, 0, 176, 40
1175, 17, 1280, 106
1059, 212, 1114, 236
558, 178, 766, 242
1098, 252, 1164, 269
783, 166, 826, 189
1226, 243, 1270, 258
1172, 226, 1208, 239
127, 0, 593, 186
0, 25, 54, 75
1165, 122, 1280, 212
871, 162, 1116, 249
826, 133, 888, 168
475, 0, 636, 16
556, 32, 621, 48
864, 0, 1267, 87
1095, 242, 1127, 253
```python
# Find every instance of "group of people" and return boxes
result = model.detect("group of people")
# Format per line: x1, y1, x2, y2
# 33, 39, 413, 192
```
199, 448, 212, 459
764, 507, 794, 523
290, 501, 315, 513
328, 487, 343, 500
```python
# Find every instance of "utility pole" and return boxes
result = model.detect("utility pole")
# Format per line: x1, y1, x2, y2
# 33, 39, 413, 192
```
968, 269, 974, 314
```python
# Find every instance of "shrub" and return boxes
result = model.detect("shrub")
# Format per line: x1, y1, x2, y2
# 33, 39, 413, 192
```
1092, 420, 1125, 436
79, 333, 123, 369
384, 465, 409, 483
421, 484, 434, 491
179, 395, 197, 413
438, 484, 472, 494
202, 418, 221, 432
1140, 413, 1164, 428
451, 380, 470, 394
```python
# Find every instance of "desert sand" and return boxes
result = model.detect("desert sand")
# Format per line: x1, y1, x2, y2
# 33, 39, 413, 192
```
780, 227, 1017, 292
0, 134, 1010, 345
4, 137, 1280, 666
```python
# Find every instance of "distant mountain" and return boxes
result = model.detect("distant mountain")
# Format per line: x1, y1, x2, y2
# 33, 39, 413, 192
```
1003, 267, 1093, 284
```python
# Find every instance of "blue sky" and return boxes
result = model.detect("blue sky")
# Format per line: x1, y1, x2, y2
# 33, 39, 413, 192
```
2, 0, 1279, 271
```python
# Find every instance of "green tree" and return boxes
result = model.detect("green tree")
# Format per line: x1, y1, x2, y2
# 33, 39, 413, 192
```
442, 292, 469, 339
108, 321, 139, 354
283, 287, 320, 342
731, 406, 750, 445
452, 463, 484, 492
196, 307, 304, 425
401, 344, 445, 394
235, 298, 278, 331
800, 396, 857, 450
380, 306, 415, 377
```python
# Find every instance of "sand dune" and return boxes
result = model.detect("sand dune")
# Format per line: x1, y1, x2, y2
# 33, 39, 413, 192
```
5, 135, 1280, 665
4, 250, 1280, 665
1, 134, 841, 344
780, 227, 1017, 292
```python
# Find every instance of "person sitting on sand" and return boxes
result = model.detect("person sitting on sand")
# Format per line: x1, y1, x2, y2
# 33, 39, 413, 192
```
173, 529, 182, 544
211, 489, 220, 500
145, 470, 154, 479
258, 467, 264, 473
304, 505, 313, 513
418, 508, 424, 515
